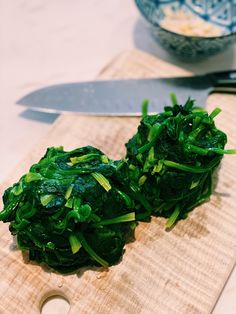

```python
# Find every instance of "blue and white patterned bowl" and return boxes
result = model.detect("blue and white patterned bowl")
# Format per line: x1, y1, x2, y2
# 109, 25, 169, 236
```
135, 0, 236, 60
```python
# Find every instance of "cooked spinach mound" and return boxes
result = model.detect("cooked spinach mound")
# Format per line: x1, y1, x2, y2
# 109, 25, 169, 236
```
0, 97, 235, 273
0, 146, 136, 273
125, 97, 236, 227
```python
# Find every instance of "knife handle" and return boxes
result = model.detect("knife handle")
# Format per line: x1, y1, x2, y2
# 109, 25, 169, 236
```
209, 70, 236, 94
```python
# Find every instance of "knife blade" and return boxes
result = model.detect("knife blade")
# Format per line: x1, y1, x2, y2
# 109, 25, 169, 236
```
17, 70, 236, 116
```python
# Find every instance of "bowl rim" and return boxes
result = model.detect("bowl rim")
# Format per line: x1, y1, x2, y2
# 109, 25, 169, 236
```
135, 0, 236, 40
153, 24, 236, 41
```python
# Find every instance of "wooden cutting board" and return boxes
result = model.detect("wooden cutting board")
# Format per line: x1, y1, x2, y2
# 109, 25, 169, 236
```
0, 50, 236, 314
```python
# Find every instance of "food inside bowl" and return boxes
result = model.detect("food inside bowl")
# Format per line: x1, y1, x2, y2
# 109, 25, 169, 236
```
160, 7, 223, 37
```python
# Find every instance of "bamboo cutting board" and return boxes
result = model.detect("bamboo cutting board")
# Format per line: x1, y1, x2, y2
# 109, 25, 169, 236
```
0, 50, 236, 314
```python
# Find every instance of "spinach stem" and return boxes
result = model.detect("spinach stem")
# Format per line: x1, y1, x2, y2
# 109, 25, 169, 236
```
166, 205, 180, 229
69, 233, 82, 254
77, 232, 109, 267
163, 158, 221, 173
95, 212, 135, 226
186, 144, 236, 155
142, 99, 149, 118
91, 172, 111, 191
209, 107, 221, 119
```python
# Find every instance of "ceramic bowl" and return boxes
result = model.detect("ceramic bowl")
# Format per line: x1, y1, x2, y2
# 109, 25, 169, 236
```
135, 0, 236, 60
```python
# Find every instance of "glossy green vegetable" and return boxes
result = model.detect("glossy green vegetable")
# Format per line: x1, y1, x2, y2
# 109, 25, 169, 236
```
0, 146, 136, 273
1, 96, 235, 273
125, 97, 236, 227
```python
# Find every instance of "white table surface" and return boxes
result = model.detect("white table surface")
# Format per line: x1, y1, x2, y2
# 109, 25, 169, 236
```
1, 1, 236, 313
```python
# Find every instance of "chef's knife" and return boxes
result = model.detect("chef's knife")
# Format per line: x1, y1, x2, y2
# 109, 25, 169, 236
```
17, 70, 236, 116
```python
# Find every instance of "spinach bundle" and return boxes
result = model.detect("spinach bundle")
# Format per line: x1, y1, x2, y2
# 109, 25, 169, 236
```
0, 146, 136, 273
125, 98, 236, 227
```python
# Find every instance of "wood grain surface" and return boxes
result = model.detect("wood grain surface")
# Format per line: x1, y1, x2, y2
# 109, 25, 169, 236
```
0, 49, 236, 314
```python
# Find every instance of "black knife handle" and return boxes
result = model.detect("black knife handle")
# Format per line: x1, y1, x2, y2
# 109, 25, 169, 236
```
208, 70, 236, 94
